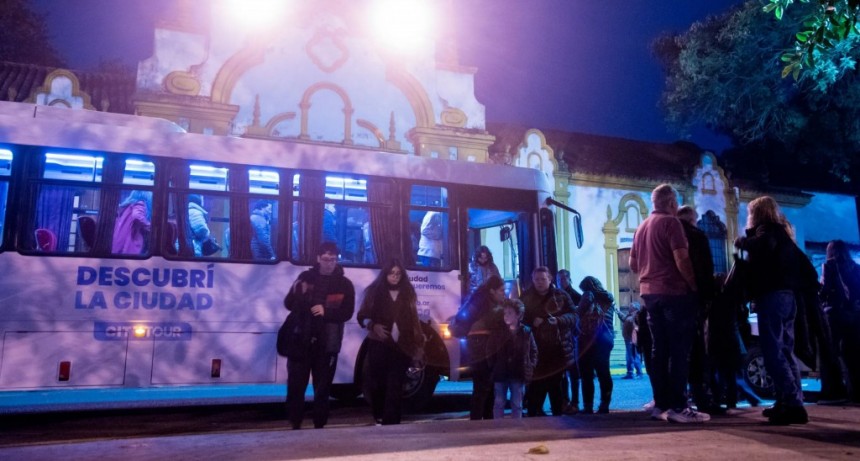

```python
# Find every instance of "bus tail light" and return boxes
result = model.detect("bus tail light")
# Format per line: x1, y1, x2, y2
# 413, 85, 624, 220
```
133, 325, 147, 338
58, 361, 71, 381
211, 359, 222, 378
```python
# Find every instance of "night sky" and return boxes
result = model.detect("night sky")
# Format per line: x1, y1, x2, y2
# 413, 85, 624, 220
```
31, 0, 745, 151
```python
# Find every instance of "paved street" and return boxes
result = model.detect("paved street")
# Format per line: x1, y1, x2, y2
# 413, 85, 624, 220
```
2, 374, 854, 460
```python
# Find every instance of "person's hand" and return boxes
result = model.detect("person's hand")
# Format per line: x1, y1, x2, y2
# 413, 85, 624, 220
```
533, 317, 544, 327
372, 323, 390, 339
310, 304, 325, 317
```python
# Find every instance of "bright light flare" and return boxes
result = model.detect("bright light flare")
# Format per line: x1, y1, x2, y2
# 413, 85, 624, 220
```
221, 0, 292, 32
370, 0, 436, 54
133, 325, 147, 338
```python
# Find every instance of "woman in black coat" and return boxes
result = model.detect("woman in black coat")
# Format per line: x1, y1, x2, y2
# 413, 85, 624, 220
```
357, 259, 425, 425
577, 276, 616, 414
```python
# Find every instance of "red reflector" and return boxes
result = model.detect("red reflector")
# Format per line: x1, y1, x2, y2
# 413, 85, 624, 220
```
211, 359, 221, 378
58, 361, 71, 381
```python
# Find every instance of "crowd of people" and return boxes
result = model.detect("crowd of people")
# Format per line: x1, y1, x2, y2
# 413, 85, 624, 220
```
279, 184, 860, 427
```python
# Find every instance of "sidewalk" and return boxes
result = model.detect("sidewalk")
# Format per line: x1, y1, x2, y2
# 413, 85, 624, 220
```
2, 403, 858, 461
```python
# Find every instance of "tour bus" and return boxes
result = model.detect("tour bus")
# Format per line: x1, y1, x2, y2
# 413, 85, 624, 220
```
0, 101, 577, 410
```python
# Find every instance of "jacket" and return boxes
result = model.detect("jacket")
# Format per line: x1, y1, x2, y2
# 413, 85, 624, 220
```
356, 286, 425, 359
250, 208, 275, 259
681, 220, 715, 302
488, 325, 538, 383
283, 264, 355, 357
112, 201, 150, 254
521, 286, 576, 373
736, 223, 802, 299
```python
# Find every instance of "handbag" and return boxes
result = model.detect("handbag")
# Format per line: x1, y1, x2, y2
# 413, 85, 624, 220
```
276, 313, 306, 358
201, 237, 222, 256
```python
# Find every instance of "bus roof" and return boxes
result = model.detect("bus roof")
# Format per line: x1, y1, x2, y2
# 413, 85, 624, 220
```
0, 101, 552, 194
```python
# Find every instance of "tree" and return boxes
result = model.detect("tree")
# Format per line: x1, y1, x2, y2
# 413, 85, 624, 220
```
764, 0, 860, 78
0, 0, 66, 67
653, 0, 860, 185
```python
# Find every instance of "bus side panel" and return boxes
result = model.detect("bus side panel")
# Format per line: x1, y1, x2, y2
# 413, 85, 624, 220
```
0, 332, 128, 388
152, 332, 277, 384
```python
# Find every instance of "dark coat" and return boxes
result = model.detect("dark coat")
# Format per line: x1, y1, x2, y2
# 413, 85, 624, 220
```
488, 325, 538, 383
283, 264, 355, 358
521, 286, 576, 374
681, 220, 715, 302
356, 285, 425, 359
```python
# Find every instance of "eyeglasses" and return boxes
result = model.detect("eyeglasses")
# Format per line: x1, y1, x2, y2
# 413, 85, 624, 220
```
319, 256, 338, 263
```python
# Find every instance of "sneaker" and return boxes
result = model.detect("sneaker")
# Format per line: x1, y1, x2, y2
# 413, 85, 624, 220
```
621, 374, 634, 379
643, 400, 656, 412
667, 407, 710, 423
650, 407, 669, 421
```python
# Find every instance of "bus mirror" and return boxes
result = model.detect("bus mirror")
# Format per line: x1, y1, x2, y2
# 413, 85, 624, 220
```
573, 214, 584, 249
500, 226, 511, 242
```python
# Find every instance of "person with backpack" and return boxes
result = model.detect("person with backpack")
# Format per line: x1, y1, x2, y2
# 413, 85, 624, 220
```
578, 276, 616, 414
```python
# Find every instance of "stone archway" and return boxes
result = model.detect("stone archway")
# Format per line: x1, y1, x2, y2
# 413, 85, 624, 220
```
603, 193, 648, 304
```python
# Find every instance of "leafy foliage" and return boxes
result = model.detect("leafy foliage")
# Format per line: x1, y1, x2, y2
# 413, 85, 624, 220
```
0, 0, 66, 67
654, 0, 860, 184
764, 0, 860, 79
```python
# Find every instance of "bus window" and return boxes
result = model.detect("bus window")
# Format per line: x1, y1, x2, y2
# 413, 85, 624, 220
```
122, 158, 155, 186
0, 148, 11, 246
189, 163, 228, 191
249, 168, 279, 195
43, 152, 103, 182
291, 173, 381, 265
168, 192, 229, 258
408, 185, 449, 269
249, 198, 276, 260
33, 185, 100, 253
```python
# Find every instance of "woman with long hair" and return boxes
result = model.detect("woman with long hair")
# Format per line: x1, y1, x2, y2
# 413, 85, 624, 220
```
357, 259, 425, 425
736, 196, 808, 424
577, 276, 616, 414
469, 245, 501, 293
821, 239, 860, 402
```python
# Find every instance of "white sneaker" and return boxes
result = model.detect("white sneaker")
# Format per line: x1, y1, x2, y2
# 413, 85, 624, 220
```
650, 407, 668, 421
643, 400, 656, 412
667, 408, 710, 423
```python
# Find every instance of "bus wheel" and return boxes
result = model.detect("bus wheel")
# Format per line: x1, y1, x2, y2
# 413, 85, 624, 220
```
330, 383, 360, 402
743, 346, 774, 399
403, 364, 439, 412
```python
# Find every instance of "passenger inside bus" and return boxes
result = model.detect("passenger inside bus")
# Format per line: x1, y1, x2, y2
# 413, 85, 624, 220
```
112, 190, 152, 255
418, 211, 443, 267
250, 200, 275, 260
188, 194, 211, 256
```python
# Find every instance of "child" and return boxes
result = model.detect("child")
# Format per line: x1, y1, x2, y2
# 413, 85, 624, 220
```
489, 299, 538, 418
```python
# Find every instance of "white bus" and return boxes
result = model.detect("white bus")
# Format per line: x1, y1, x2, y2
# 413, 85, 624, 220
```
0, 101, 574, 410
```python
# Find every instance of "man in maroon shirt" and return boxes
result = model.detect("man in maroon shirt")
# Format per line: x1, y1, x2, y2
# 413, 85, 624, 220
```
630, 184, 708, 423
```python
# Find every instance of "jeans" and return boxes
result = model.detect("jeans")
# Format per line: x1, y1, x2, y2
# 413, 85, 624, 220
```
625, 340, 643, 376
642, 293, 696, 411
494, 380, 525, 418
580, 334, 614, 410
756, 290, 803, 407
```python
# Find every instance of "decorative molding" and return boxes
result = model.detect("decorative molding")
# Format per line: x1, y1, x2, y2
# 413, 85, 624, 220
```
440, 107, 467, 127
385, 65, 434, 128
210, 41, 268, 104
298, 81, 354, 144
27, 69, 95, 110
305, 27, 350, 73
357, 119, 385, 147
165, 71, 201, 96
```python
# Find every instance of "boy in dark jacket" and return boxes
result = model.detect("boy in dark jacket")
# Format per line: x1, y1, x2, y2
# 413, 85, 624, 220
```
489, 299, 538, 419
283, 242, 355, 430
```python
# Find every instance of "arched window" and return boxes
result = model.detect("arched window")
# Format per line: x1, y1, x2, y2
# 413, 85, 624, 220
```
698, 210, 727, 273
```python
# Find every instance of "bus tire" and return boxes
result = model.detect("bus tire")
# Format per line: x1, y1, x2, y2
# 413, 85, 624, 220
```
404, 325, 448, 412
743, 346, 774, 399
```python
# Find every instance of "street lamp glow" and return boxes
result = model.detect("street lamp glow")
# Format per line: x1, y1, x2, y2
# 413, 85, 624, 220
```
222, 0, 292, 32
370, 0, 436, 54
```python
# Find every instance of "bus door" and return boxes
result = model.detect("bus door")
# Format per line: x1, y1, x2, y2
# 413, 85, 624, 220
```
465, 208, 533, 298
